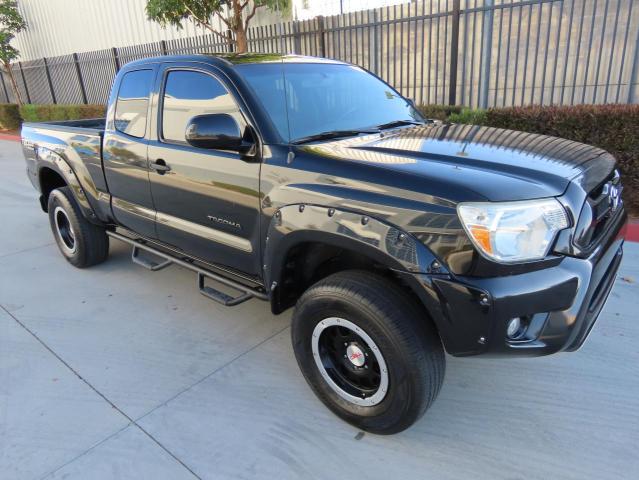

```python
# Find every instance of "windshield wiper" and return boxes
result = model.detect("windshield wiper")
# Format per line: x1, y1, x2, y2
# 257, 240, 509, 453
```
374, 119, 425, 130
291, 129, 378, 145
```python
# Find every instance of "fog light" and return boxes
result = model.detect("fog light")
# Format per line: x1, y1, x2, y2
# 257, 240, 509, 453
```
507, 317, 522, 339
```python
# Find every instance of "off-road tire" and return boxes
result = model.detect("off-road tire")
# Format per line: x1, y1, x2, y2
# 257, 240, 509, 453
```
47, 186, 109, 268
291, 270, 445, 434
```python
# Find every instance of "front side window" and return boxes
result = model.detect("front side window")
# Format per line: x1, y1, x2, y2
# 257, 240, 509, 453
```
236, 63, 423, 143
161, 70, 240, 144
114, 69, 153, 138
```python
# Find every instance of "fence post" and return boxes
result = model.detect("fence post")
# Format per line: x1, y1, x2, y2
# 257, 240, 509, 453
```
18, 62, 31, 104
0, 71, 9, 103
479, 0, 494, 108
318, 16, 326, 57
629, 27, 639, 104
43, 58, 57, 104
73, 53, 88, 104
369, 9, 379, 74
112, 47, 120, 72
448, 0, 461, 106
227, 30, 234, 53
160, 40, 167, 55
293, 21, 302, 54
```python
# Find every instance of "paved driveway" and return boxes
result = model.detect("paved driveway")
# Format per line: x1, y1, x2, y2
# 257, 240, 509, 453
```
1, 139, 638, 480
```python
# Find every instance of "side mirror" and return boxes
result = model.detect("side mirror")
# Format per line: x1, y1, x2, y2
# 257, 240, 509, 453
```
185, 114, 244, 151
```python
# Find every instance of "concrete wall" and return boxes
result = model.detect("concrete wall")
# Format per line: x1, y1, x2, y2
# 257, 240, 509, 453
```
12, 0, 286, 61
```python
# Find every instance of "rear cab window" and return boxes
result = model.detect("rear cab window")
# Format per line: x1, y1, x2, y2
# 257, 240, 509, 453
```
114, 69, 154, 138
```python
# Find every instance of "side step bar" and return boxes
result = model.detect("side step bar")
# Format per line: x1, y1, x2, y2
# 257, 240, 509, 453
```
107, 230, 268, 306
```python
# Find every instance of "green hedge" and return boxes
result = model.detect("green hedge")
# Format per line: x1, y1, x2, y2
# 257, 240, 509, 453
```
419, 103, 639, 215
19, 104, 106, 123
0, 104, 21, 130
417, 104, 463, 121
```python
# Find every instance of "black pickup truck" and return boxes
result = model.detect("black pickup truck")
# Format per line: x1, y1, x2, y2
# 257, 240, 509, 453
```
21, 54, 627, 434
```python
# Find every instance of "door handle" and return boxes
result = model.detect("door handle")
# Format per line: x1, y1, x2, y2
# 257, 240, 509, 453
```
150, 159, 171, 174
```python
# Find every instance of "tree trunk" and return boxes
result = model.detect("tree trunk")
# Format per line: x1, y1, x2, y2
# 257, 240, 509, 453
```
3, 61, 23, 105
231, 0, 249, 53
235, 24, 248, 53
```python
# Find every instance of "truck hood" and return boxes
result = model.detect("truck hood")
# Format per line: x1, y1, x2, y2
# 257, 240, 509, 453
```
300, 123, 616, 202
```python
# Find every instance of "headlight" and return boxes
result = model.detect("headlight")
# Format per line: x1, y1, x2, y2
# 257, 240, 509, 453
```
457, 198, 569, 263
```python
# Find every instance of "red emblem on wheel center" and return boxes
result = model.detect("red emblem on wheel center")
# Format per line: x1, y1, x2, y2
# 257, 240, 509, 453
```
346, 344, 366, 367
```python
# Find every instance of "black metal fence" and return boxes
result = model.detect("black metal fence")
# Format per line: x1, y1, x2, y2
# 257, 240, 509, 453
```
2, 0, 638, 108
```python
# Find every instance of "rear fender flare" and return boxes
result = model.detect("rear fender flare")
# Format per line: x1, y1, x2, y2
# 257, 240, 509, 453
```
36, 146, 99, 223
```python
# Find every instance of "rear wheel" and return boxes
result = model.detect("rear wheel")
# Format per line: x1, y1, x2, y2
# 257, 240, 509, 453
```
291, 270, 445, 434
48, 186, 109, 268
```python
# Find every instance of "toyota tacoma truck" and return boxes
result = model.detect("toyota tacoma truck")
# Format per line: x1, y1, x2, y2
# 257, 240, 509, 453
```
21, 54, 627, 434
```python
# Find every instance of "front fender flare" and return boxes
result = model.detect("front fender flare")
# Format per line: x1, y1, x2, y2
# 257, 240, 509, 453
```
263, 204, 444, 295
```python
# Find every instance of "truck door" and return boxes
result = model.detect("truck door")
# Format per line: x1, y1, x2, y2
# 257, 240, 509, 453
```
103, 66, 158, 238
147, 64, 261, 276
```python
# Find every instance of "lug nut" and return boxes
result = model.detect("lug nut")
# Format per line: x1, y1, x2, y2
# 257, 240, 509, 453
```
361, 216, 369, 225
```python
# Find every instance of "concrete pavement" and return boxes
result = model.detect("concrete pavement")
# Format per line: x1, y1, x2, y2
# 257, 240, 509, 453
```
1, 139, 638, 480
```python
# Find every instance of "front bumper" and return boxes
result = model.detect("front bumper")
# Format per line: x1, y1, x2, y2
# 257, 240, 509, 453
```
403, 210, 627, 357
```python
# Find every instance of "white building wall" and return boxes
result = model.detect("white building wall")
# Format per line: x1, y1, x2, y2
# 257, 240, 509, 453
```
12, 0, 287, 61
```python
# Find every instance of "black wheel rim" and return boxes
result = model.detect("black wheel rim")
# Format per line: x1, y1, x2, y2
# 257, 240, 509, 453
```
312, 318, 388, 406
54, 206, 76, 253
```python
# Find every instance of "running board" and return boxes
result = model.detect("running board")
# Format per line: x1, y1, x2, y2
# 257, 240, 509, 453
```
107, 230, 267, 307
132, 246, 173, 271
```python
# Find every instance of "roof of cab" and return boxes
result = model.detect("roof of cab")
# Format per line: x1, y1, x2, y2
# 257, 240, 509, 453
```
122, 53, 347, 70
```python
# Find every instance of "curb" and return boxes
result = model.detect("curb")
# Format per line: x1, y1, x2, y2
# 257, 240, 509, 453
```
0, 133, 20, 142
628, 220, 639, 243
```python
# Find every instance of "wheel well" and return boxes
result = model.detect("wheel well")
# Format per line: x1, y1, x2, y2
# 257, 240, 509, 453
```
272, 242, 422, 314
39, 167, 67, 212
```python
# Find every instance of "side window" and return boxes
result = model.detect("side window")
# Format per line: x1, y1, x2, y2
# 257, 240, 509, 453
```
161, 70, 240, 144
114, 69, 153, 138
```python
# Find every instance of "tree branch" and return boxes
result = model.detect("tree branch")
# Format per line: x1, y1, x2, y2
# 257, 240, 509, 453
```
213, 9, 231, 28
182, 4, 212, 28
181, 4, 234, 45
244, 3, 259, 31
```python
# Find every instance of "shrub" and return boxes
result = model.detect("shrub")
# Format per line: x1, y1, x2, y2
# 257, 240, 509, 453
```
19, 104, 106, 123
448, 107, 487, 125
417, 103, 639, 215
0, 103, 21, 130
418, 104, 462, 121
484, 105, 639, 215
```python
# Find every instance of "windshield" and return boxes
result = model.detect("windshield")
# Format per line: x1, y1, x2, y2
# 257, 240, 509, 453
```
235, 63, 424, 143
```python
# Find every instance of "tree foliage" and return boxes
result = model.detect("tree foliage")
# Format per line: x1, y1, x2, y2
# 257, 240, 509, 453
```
0, 0, 26, 104
146, 0, 289, 53
0, 0, 26, 64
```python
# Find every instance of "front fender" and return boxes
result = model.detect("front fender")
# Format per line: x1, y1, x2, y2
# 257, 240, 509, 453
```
263, 203, 445, 293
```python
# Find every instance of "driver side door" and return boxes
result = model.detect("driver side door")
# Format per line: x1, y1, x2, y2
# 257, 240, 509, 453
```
147, 63, 262, 276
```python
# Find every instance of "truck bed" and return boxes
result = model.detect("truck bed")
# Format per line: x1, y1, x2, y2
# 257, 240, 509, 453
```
22, 117, 105, 135
21, 118, 108, 198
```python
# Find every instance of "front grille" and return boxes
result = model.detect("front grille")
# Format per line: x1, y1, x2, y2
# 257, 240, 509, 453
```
574, 170, 623, 251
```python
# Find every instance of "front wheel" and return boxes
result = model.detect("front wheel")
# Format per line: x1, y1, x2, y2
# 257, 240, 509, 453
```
291, 270, 445, 434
